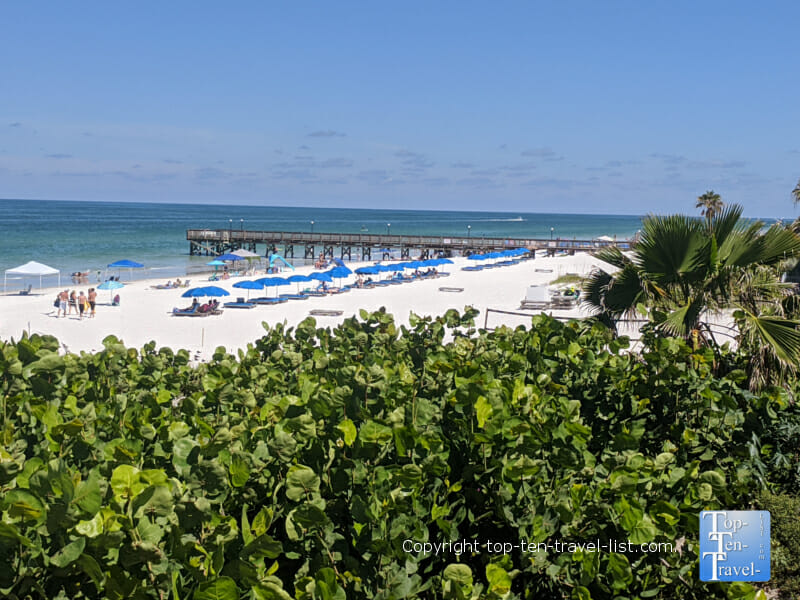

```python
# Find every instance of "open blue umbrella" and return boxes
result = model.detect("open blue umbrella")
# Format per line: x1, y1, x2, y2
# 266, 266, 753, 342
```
216, 253, 244, 262
466, 254, 484, 261
98, 279, 124, 302
182, 286, 230, 298
327, 266, 352, 277
355, 266, 380, 275
233, 280, 264, 299
207, 260, 226, 266
256, 277, 289, 297
309, 272, 333, 282
286, 274, 311, 292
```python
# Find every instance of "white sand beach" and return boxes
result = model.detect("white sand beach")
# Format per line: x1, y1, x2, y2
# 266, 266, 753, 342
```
0, 253, 615, 359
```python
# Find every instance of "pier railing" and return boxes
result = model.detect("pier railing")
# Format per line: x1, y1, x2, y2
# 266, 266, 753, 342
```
186, 229, 627, 251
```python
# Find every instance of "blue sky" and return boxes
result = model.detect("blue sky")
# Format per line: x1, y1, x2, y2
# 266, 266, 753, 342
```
2, 2, 799, 216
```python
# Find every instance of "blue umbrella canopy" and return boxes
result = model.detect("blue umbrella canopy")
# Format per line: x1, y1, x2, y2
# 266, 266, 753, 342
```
233, 280, 264, 290
256, 277, 288, 287
385, 264, 405, 272
327, 266, 352, 277
466, 254, 484, 261
287, 274, 311, 283
216, 253, 245, 262
439, 258, 454, 264
182, 286, 230, 298
332, 258, 346, 267
97, 280, 124, 290
309, 272, 333, 282
108, 260, 143, 268
355, 266, 380, 275
207, 260, 226, 266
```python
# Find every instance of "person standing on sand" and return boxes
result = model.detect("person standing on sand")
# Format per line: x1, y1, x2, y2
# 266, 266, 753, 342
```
59, 290, 69, 317
78, 291, 87, 320
88, 288, 97, 317
68, 290, 78, 315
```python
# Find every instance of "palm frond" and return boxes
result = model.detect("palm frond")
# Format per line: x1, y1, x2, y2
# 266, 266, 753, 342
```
737, 311, 800, 366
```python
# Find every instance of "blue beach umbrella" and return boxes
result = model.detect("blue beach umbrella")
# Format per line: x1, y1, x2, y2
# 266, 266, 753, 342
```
309, 272, 333, 282
256, 276, 289, 297
97, 279, 124, 302
467, 254, 484, 261
207, 260, 226, 266
233, 279, 264, 299
355, 266, 380, 275
216, 253, 244, 262
287, 273, 311, 292
327, 266, 352, 277
182, 286, 230, 298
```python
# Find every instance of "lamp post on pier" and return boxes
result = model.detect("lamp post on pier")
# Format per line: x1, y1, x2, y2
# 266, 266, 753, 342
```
550, 227, 554, 240
310, 220, 315, 234
467, 225, 471, 238
386, 223, 391, 235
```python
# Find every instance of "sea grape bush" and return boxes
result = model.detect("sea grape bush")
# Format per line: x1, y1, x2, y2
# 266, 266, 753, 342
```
0, 309, 788, 599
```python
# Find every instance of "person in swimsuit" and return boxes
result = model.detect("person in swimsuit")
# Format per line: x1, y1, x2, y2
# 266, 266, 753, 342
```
69, 290, 78, 315
88, 288, 96, 317
78, 291, 87, 320
59, 290, 69, 317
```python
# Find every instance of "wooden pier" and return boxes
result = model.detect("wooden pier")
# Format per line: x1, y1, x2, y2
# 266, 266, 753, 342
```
186, 229, 627, 260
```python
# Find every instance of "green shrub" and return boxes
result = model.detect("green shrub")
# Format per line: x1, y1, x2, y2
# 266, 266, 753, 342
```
0, 310, 787, 599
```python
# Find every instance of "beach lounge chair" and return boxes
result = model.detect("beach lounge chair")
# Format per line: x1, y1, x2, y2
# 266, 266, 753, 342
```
519, 286, 551, 310
251, 296, 288, 305
279, 293, 310, 300
439, 287, 464, 293
461, 265, 485, 272
223, 297, 256, 309
309, 309, 344, 316
19, 284, 32, 295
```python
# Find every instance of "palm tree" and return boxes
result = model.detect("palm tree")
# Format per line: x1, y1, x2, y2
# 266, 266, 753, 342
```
793, 178, 800, 207
583, 204, 800, 389
696, 190, 724, 223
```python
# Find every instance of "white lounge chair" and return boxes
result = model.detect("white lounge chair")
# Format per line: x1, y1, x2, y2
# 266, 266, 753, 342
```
519, 285, 551, 310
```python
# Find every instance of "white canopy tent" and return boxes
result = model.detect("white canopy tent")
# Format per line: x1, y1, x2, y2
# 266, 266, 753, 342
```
4, 261, 61, 294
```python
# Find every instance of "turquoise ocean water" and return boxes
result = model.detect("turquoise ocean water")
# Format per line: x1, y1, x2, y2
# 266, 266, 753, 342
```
1, 198, 645, 290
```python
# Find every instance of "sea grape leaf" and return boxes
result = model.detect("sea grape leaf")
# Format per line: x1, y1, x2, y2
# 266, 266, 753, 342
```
50, 537, 86, 568
110, 465, 145, 502
3, 489, 45, 522
74, 468, 103, 516
230, 455, 250, 488
359, 420, 393, 444
193, 576, 239, 600
337, 419, 357, 446
286, 465, 320, 501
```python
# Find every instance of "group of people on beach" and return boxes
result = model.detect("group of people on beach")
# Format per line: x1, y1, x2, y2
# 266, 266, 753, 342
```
55, 289, 97, 319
